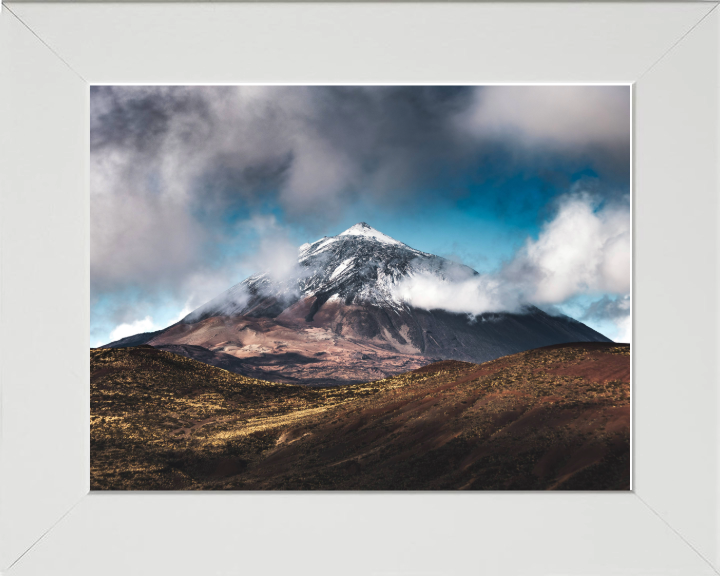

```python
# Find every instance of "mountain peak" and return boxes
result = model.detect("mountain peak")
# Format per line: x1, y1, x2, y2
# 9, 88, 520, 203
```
338, 222, 403, 246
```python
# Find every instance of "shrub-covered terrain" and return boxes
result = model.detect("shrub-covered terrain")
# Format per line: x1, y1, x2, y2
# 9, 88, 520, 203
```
91, 342, 630, 490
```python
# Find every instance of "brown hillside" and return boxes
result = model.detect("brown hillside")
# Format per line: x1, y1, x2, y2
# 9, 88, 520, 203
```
91, 342, 630, 490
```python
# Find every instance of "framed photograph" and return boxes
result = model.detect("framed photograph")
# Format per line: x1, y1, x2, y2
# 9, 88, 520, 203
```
88, 83, 632, 493
1, 2, 718, 574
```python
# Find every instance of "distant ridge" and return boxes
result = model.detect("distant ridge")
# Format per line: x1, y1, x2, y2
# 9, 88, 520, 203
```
100, 329, 166, 349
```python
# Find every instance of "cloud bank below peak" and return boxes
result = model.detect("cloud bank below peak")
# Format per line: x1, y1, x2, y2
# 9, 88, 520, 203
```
395, 192, 630, 326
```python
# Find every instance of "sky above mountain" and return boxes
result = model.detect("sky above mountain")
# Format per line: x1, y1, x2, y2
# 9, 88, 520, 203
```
91, 85, 631, 346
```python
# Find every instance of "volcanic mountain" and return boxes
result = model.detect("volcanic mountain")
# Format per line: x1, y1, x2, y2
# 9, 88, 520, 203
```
105, 223, 611, 384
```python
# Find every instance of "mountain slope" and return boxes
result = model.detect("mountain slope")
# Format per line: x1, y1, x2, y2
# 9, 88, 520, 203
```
91, 342, 630, 490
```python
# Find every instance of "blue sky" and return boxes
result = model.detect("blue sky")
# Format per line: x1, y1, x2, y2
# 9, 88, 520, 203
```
91, 86, 631, 346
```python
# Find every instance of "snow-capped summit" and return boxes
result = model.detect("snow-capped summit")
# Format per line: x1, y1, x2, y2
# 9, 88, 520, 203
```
185, 222, 449, 322
338, 222, 405, 246
293, 223, 464, 313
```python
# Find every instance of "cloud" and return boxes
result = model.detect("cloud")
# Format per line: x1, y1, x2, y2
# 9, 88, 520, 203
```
462, 86, 629, 148
613, 315, 632, 343
504, 191, 630, 303
459, 86, 630, 180
396, 191, 630, 319
108, 316, 158, 342
105, 302, 193, 345
582, 294, 631, 322
91, 86, 630, 335
90, 86, 294, 301
179, 215, 326, 323
91, 86, 630, 295
581, 294, 631, 343
396, 272, 519, 316
241, 215, 308, 284
180, 282, 253, 324
91, 190, 205, 293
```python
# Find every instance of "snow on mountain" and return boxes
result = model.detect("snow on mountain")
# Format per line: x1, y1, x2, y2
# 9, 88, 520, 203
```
184, 222, 476, 322
337, 222, 406, 246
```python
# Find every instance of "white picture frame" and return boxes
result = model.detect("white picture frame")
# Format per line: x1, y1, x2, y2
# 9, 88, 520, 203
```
0, 2, 718, 574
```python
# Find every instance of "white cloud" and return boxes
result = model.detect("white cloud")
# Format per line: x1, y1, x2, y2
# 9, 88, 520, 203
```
505, 192, 630, 303
108, 316, 159, 342
396, 192, 630, 337
396, 272, 520, 316
168, 302, 193, 324
106, 302, 193, 344
243, 215, 306, 284
614, 314, 632, 343
580, 294, 631, 344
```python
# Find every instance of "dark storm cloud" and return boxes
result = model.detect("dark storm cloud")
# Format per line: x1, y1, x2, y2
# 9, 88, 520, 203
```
91, 85, 630, 306
91, 86, 214, 153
